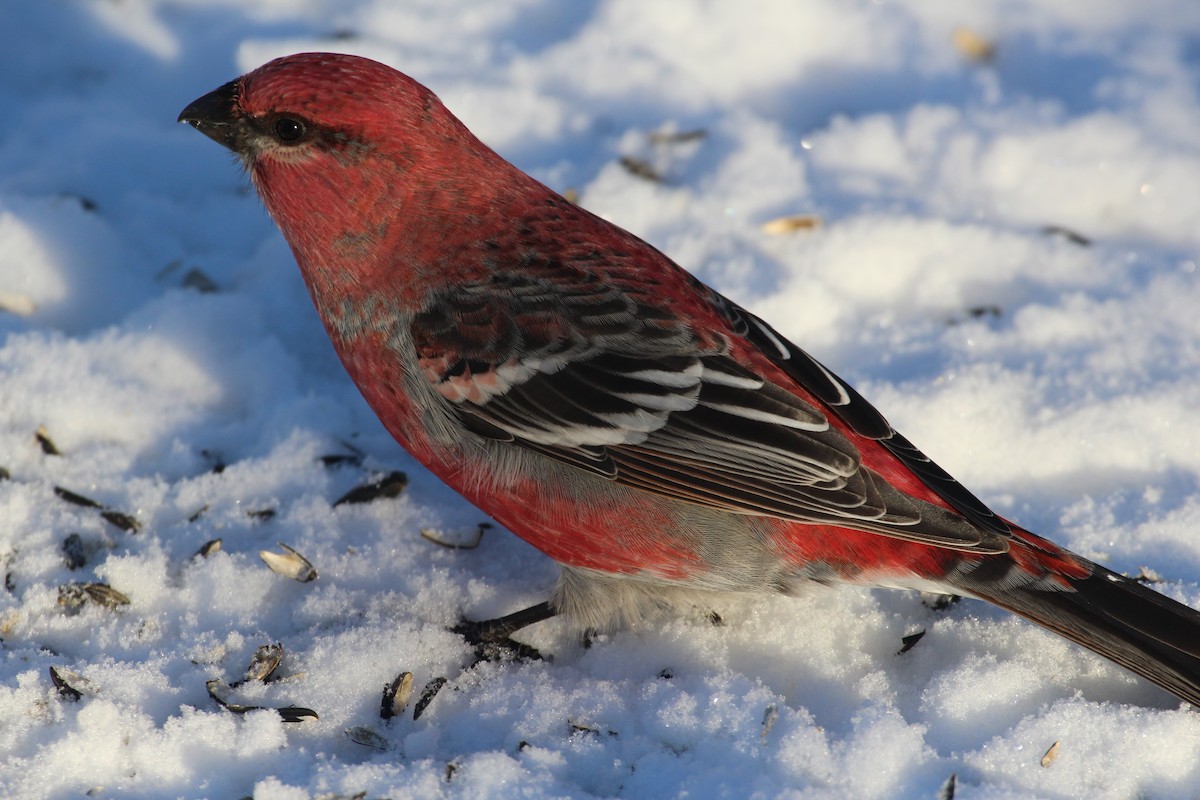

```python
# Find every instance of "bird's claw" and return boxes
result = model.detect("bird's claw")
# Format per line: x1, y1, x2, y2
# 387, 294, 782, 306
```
450, 600, 557, 664
452, 618, 545, 663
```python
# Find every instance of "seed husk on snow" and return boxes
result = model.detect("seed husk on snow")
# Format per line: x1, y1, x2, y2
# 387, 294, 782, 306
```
333, 470, 408, 506
380, 671, 415, 720
241, 643, 285, 684
200, 449, 226, 473
54, 486, 102, 509
318, 453, 364, 469
181, 268, 218, 293
100, 510, 139, 533
568, 718, 617, 738
61, 534, 87, 570
2, 550, 14, 593
898, 629, 926, 655
259, 542, 317, 582
420, 522, 490, 550
193, 538, 222, 559
760, 704, 779, 742
35, 425, 60, 455
49, 666, 84, 701
53, 486, 140, 532
247, 507, 276, 523
205, 678, 317, 722
1041, 224, 1091, 247
58, 582, 130, 610
618, 155, 663, 183
0, 291, 36, 316
412, 676, 447, 721
952, 26, 996, 62
345, 726, 389, 750
760, 214, 823, 234
202, 643, 314, 721
647, 128, 707, 145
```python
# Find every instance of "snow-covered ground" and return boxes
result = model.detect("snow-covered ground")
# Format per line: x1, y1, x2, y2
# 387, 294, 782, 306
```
4, 2, 1200, 797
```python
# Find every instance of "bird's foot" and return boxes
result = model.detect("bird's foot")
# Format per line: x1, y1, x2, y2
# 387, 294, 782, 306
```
452, 600, 557, 664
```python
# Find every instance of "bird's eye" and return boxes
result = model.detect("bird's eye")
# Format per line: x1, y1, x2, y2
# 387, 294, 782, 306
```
273, 116, 307, 143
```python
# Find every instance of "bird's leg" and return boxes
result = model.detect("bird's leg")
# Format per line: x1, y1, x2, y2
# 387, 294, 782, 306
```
452, 600, 557, 663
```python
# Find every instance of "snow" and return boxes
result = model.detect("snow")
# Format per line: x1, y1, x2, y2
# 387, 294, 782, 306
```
3, 1, 1200, 797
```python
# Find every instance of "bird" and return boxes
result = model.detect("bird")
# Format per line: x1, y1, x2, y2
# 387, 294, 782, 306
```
180, 52, 1200, 707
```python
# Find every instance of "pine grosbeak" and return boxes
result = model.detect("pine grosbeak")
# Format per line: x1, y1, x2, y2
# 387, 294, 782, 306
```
181, 53, 1200, 706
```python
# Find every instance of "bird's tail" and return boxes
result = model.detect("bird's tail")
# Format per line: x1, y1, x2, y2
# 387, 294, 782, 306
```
962, 555, 1200, 707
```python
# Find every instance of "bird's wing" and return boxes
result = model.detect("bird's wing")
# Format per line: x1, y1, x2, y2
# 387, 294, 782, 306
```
411, 266, 1008, 554
707, 290, 1012, 539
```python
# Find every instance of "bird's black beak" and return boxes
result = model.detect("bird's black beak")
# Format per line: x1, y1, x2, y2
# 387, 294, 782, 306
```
178, 79, 242, 151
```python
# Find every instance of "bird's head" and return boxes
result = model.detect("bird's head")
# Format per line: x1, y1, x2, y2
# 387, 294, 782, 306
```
178, 52, 515, 295
178, 52, 457, 172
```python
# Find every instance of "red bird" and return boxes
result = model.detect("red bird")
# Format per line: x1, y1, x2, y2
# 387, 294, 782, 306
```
181, 53, 1200, 705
